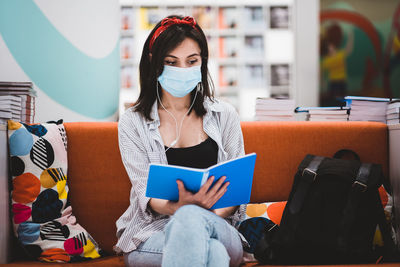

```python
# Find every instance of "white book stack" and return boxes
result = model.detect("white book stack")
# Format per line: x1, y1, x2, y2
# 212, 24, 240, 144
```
255, 97, 295, 121
0, 81, 36, 125
345, 96, 391, 123
297, 106, 350, 121
386, 100, 400, 125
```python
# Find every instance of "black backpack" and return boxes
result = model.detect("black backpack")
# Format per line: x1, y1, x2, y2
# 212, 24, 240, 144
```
249, 150, 398, 265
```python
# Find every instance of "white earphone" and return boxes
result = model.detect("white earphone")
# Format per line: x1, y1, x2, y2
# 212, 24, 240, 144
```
156, 83, 201, 152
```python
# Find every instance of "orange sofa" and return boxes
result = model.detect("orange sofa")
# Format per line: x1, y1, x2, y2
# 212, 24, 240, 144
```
4, 121, 399, 266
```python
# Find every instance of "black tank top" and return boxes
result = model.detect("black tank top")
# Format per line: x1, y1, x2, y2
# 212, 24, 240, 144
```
165, 137, 218, 168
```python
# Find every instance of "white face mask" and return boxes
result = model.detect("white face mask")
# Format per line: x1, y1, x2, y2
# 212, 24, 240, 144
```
157, 65, 202, 97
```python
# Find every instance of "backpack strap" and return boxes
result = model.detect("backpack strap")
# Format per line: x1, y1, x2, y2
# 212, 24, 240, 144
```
289, 156, 324, 214
373, 189, 398, 262
337, 163, 372, 250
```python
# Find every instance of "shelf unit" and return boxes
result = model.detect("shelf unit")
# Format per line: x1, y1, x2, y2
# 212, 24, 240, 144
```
119, 0, 295, 120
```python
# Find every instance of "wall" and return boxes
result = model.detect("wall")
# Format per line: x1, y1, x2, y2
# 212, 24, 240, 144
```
320, 0, 400, 106
0, 0, 120, 122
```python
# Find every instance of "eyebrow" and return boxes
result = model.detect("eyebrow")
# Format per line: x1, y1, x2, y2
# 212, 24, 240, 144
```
165, 53, 201, 58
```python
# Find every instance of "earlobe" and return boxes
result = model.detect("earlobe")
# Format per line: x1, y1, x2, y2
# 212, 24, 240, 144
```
149, 53, 152, 61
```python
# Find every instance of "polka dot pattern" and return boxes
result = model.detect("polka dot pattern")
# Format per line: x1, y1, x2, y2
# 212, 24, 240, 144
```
30, 138, 54, 170
12, 173, 41, 204
12, 203, 32, 224
246, 201, 286, 225
57, 180, 68, 200
17, 222, 40, 244
24, 123, 48, 137
9, 127, 33, 156
7, 120, 22, 130
7, 120, 102, 262
39, 248, 70, 263
32, 189, 63, 223
40, 169, 58, 189
10, 156, 25, 176
83, 239, 101, 258
64, 236, 84, 255
245, 203, 267, 218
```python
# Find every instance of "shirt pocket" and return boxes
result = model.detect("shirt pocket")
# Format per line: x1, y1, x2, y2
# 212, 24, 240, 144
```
147, 151, 162, 164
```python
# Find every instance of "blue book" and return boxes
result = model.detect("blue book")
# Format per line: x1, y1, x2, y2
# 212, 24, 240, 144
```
295, 106, 350, 113
344, 96, 392, 102
146, 153, 257, 209
344, 96, 395, 107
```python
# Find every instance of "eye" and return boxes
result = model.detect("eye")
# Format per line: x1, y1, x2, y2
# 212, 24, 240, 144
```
164, 60, 176, 65
188, 59, 198, 65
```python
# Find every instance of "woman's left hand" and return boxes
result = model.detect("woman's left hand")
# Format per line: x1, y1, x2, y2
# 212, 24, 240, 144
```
175, 175, 229, 210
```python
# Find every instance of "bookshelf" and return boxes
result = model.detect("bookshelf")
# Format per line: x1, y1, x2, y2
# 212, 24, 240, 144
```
119, 0, 295, 120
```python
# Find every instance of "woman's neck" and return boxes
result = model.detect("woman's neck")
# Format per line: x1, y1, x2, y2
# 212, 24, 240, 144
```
159, 91, 192, 112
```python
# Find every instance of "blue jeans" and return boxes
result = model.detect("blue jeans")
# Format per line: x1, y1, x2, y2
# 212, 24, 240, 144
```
124, 205, 243, 267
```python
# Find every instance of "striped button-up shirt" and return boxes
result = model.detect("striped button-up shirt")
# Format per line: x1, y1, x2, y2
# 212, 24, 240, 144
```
115, 98, 246, 253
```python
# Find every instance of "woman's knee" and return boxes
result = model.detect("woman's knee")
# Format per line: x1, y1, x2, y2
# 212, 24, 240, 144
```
175, 204, 203, 216
173, 204, 208, 223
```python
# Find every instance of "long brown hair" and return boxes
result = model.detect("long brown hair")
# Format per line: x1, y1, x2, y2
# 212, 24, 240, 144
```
134, 15, 215, 121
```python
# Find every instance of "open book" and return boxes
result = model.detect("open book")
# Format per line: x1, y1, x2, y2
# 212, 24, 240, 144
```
145, 153, 257, 209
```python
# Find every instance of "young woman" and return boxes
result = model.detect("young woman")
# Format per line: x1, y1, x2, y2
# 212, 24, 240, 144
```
115, 15, 246, 267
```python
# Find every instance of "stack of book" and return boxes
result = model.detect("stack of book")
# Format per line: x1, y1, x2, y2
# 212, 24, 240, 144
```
295, 106, 349, 121
0, 81, 36, 125
255, 97, 295, 121
344, 96, 391, 123
386, 100, 400, 125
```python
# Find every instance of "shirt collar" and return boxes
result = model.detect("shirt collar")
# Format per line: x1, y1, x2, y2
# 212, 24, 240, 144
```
204, 97, 224, 113
146, 97, 224, 128
147, 101, 160, 129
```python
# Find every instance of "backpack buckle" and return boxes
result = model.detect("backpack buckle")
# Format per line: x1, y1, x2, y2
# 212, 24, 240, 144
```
353, 180, 367, 192
302, 168, 317, 181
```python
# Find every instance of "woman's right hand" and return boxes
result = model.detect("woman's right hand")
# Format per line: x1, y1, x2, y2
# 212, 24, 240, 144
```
175, 176, 229, 210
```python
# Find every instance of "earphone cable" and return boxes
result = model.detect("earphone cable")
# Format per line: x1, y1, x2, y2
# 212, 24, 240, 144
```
156, 82, 199, 152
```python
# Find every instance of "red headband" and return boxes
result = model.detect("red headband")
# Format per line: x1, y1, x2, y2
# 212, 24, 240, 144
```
149, 16, 197, 51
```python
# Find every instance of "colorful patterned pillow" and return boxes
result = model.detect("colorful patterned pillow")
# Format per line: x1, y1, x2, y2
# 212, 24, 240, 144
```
245, 201, 286, 225
7, 120, 102, 262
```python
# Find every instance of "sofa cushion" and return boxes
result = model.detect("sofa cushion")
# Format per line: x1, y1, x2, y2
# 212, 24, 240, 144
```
7, 120, 102, 262
241, 121, 388, 203
63, 122, 131, 254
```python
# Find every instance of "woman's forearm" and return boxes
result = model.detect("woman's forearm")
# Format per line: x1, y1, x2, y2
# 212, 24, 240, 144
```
212, 206, 238, 218
149, 198, 179, 216
150, 198, 237, 218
